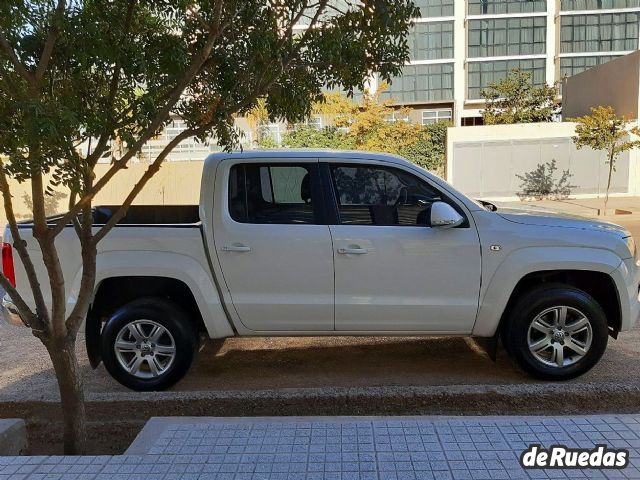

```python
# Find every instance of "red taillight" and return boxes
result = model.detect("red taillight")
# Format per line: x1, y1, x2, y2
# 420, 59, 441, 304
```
2, 242, 15, 288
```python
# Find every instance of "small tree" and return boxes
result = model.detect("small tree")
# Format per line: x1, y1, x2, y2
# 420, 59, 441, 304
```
572, 106, 640, 215
481, 69, 560, 125
0, 1, 418, 454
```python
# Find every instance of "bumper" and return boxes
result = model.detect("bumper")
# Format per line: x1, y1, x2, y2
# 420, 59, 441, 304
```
1, 295, 27, 327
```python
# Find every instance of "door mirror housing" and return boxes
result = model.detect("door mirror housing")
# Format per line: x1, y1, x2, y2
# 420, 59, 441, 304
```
430, 201, 464, 228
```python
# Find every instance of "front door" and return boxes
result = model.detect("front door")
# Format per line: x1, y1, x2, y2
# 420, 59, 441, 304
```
328, 163, 482, 333
213, 159, 334, 332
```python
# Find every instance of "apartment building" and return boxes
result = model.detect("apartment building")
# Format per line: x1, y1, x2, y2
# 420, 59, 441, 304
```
127, 1, 640, 161
376, 0, 640, 127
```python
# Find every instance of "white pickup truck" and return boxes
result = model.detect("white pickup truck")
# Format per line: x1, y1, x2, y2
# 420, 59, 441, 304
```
3, 150, 640, 390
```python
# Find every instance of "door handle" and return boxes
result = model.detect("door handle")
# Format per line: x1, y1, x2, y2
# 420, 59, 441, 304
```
337, 246, 368, 255
222, 244, 251, 253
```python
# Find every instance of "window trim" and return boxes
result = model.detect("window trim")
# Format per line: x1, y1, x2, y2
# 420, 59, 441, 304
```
227, 162, 327, 226
322, 162, 469, 228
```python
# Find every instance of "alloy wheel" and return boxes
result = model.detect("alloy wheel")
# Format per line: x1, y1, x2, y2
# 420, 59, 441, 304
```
527, 306, 593, 368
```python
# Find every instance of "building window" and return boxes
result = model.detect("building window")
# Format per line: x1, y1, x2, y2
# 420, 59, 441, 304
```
467, 59, 546, 99
380, 64, 455, 103
468, 0, 547, 15
561, 0, 640, 10
461, 117, 484, 127
559, 55, 621, 77
468, 17, 547, 58
413, 0, 454, 18
409, 22, 454, 61
386, 111, 410, 123
259, 123, 282, 145
560, 13, 639, 53
304, 115, 323, 129
422, 109, 453, 125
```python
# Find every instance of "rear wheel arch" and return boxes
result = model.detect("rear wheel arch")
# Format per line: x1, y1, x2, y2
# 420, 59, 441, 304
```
86, 276, 206, 368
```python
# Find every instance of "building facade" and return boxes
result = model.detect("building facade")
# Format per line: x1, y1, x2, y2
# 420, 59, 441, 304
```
119, 1, 640, 162
375, 0, 640, 127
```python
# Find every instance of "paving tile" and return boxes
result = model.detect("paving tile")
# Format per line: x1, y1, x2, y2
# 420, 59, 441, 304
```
5, 416, 640, 479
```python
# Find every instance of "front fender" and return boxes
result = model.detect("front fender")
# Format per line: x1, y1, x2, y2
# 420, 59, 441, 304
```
69, 250, 235, 339
472, 246, 622, 337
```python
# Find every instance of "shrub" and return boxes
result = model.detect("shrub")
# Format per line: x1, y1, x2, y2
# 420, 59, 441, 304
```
516, 160, 574, 201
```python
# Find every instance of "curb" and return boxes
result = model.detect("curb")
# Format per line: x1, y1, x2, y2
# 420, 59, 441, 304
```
0, 419, 27, 455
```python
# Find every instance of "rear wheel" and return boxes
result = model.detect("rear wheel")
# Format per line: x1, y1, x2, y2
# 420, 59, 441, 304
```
100, 297, 198, 391
502, 284, 608, 380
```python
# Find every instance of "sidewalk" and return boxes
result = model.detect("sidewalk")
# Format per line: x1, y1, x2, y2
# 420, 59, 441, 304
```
2, 415, 640, 479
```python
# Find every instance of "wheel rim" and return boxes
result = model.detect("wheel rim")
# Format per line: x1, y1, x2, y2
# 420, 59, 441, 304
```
114, 319, 176, 379
527, 306, 593, 368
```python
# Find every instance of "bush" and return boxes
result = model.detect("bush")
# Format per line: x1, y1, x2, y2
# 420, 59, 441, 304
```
399, 122, 449, 173
282, 125, 354, 149
516, 160, 574, 201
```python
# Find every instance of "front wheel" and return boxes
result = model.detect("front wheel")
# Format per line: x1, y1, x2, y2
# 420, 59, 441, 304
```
502, 284, 609, 380
100, 297, 198, 391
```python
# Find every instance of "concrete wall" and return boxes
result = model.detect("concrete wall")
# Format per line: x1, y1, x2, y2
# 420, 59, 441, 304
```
447, 123, 638, 200
562, 51, 640, 120
2, 161, 204, 227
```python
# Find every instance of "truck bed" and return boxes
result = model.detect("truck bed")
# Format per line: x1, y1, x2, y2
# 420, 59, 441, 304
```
17, 205, 201, 227
93, 205, 200, 225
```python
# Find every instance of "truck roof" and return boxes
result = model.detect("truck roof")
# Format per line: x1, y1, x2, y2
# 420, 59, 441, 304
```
204, 149, 413, 168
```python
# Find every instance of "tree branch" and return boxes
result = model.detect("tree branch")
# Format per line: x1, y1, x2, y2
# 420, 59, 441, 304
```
34, 0, 66, 85
91, 127, 204, 244
0, 271, 37, 326
65, 168, 97, 335
50, 16, 230, 238
0, 30, 34, 86
86, 0, 138, 168
31, 172, 67, 337
0, 162, 47, 330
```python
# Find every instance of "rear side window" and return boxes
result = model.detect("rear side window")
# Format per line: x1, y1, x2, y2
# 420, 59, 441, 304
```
331, 165, 442, 226
228, 164, 318, 224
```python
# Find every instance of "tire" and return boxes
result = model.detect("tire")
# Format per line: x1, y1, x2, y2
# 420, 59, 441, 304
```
100, 297, 198, 391
502, 283, 609, 380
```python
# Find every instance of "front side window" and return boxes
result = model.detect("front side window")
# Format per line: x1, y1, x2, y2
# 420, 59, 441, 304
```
229, 164, 317, 224
331, 165, 443, 226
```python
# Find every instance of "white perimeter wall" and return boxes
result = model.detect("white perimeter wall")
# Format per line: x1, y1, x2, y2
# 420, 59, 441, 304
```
446, 123, 640, 201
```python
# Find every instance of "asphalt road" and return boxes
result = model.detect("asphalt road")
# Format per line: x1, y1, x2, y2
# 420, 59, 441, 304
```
1, 213, 640, 401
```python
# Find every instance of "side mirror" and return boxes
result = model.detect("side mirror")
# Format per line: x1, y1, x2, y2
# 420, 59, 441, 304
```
430, 201, 464, 228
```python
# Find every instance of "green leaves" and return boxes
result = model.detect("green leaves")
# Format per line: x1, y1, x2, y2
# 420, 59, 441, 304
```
279, 91, 448, 173
0, 0, 417, 193
572, 106, 640, 158
481, 69, 560, 125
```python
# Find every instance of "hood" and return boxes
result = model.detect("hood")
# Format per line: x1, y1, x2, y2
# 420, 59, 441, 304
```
496, 206, 630, 238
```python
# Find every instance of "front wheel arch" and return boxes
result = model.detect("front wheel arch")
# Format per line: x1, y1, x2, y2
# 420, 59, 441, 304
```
497, 270, 621, 339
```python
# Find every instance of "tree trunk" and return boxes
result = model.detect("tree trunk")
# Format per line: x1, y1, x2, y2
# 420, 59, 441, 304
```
45, 337, 87, 454
604, 150, 615, 216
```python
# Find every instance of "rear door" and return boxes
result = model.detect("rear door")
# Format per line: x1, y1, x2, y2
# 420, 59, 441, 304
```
326, 160, 482, 333
212, 158, 335, 332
